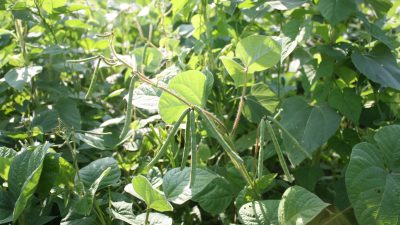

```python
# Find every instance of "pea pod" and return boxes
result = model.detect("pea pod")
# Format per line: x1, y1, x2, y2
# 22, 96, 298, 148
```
146, 108, 190, 170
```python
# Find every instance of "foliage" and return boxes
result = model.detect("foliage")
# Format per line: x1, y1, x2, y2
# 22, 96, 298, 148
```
0, 0, 400, 224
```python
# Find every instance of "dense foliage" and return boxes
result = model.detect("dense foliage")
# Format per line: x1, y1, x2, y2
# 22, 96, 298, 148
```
0, 0, 400, 224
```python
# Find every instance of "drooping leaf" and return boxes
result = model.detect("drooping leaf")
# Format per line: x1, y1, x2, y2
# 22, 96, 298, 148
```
278, 186, 329, 225
352, 44, 400, 90
8, 143, 50, 221
78, 157, 120, 190
158, 70, 207, 124
238, 200, 279, 225
317, 0, 356, 25
345, 125, 400, 225
280, 97, 341, 166
4, 66, 42, 91
235, 35, 281, 73
127, 175, 173, 212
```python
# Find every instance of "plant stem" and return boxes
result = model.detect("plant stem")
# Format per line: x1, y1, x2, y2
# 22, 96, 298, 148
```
267, 116, 312, 159
144, 208, 151, 225
265, 121, 294, 183
231, 70, 248, 136
33, 0, 58, 44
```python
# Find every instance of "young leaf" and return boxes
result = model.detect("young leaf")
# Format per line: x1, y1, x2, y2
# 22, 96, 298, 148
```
220, 56, 253, 87
346, 125, 400, 225
278, 186, 329, 225
128, 175, 173, 212
235, 35, 281, 73
158, 70, 207, 124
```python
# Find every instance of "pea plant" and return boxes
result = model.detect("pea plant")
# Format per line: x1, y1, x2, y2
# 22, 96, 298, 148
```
0, 0, 400, 225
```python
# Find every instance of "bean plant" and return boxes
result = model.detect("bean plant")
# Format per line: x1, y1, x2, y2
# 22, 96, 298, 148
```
0, 0, 400, 225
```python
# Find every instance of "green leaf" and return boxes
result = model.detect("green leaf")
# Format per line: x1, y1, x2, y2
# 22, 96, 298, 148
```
8, 143, 50, 221
220, 56, 253, 87
132, 83, 162, 113
192, 178, 235, 215
4, 66, 42, 91
328, 87, 362, 124
0, 147, 16, 180
108, 201, 136, 225
235, 35, 281, 73
133, 47, 162, 73
358, 14, 397, 49
159, 70, 207, 124
267, 0, 306, 10
127, 175, 173, 212
78, 157, 121, 190
238, 200, 279, 225
37, 153, 60, 196
317, 0, 356, 25
64, 19, 90, 30
243, 83, 279, 123
0, 189, 13, 224
134, 212, 172, 225
162, 167, 218, 204
278, 186, 329, 225
351, 44, 400, 90
55, 98, 81, 130
280, 97, 341, 166
61, 211, 96, 225
345, 125, 400, 225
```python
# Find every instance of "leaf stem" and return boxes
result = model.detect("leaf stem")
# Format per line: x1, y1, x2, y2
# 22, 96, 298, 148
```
265, 120, 294, 183
267, 116, 312, 159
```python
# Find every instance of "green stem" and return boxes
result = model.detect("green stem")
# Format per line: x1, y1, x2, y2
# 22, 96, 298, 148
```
195, 106, 259, 197
119, 75, 135, 139
33, 0, 58, 44
85, 58, 101, 99
144, 208, 151, 225
265, 121, 294, 183
189, 109, 197, 187
146, 108, 190, 169
257, 119, 266, 179
267, 116, 312, 159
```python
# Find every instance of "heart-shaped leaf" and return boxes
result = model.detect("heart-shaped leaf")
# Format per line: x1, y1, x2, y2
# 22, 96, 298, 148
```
345, 125, 400, 225
235, 35, 281, 73
158, 70, 207, 124
278, 186, 329, 225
